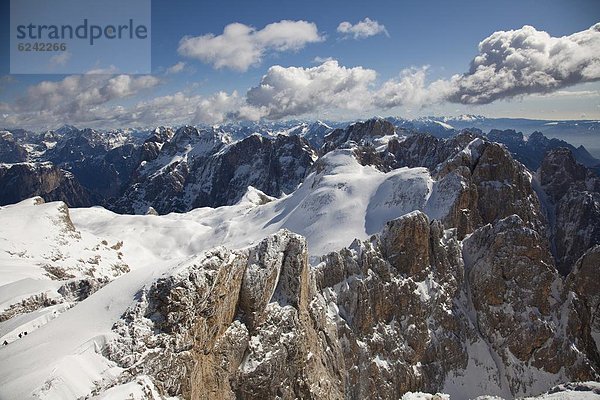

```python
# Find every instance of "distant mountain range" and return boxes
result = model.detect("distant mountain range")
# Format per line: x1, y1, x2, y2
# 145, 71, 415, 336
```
1, 116, 599, 213
386, 115, 600, 158
4, 113, 599, 150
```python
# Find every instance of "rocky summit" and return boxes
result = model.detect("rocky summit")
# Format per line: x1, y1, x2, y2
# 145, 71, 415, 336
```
537, 148, 600, 275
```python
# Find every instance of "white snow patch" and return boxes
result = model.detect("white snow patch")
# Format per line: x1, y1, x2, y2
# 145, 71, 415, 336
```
443, 339, 510, 399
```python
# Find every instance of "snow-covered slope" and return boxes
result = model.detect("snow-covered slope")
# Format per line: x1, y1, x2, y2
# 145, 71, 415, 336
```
0, 197, 130, 349
80, 149, 455, 257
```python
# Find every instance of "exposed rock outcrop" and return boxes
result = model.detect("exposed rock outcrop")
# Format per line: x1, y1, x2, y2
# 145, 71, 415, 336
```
107, 231, 344, 400
385, 131, 478, 171
335, 129, 547, 240
485, 129, 600, 171
431, 134, 549, 241
315, 212, 470, 397
0, 131, 29, 163
322, 118, 396, 154
463, 215, 599, 395
567, 245, 600, 355
46, 128, 143, 200
538, 148, 600, 274
0, 163, 92, 207
114, 128, 317, 214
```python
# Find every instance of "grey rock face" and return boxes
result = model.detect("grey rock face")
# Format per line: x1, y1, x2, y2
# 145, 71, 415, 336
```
315, 212, 470, 398
538, 148, 600, 274
286, 121, 333, 149
393, 134, 546, 240
334, 128, 547, 241
463, 215, 599, 395
0, 131, 29, 163
139, 126, 175, 162
0, 119, 396, 211
468, 141, 547, 234
322, 118, 396, 154
114, 128, 317, 214
0, 127, 145, 205
0, 163, 92, 207
106, 230, 344, 400
385, 131, 479, 171
486, 130, 599, 171
567, 245, 600, 356
47, 128, 143, 194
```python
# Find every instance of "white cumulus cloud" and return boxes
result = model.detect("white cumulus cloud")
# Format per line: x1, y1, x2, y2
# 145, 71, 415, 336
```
373, 23, 600, 109
337, 18, 388, 39
373, 67, 454, 109
446, 23, 600, 104
312, 56, 334, 64
245, 60, 377, 119
178, 20, 323, 71
20, 74, 159, 114
192, 91, 242, 125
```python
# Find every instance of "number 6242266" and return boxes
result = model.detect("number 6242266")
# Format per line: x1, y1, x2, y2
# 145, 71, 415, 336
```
17, 43, 67, 51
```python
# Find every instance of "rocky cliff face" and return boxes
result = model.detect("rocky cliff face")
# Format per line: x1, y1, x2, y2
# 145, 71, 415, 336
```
485, 130, 599, 171
0, 131, 29, 163
2, 120, 598, 225
0, 124, 319, 213
102, 212, 600, 399
139, 126, 176, 162
463, 215, 599, 395
106, 231, 344, 399
437, 137, 547, 239
285, 121, 333, 149
322, 118, 396, 154
567, 245, 600, 356
0, 127, 145, 205
45, 128, 143, 200
384, 131, 478, 171
347, 127, 598, 278
189, 133, 317, 208
315, 212, 471, 397
113, 127, 317, 214
346, 127, 547, 241
538, 148, 600, 275
0, 163, 92, 207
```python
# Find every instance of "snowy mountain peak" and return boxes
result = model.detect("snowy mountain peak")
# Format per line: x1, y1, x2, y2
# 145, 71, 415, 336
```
54, 124, 79, 136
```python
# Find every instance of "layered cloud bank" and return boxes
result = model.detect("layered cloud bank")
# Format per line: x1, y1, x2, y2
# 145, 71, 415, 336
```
1, 74, 160, 127
2, 23, 599, 129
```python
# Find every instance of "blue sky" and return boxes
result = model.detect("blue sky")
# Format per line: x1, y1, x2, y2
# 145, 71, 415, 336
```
1, 0, 599, 130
